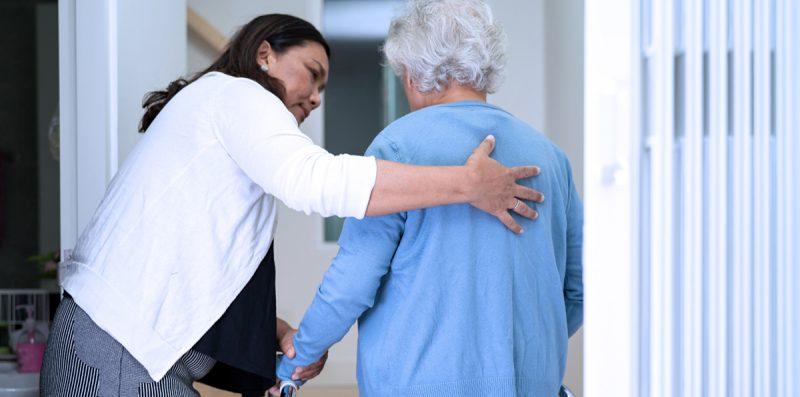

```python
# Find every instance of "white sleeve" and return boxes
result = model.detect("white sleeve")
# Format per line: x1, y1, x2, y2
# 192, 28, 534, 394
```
211, 77, 377, 219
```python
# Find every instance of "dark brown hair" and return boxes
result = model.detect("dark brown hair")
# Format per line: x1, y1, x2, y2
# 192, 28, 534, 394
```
139, 14, 330, 132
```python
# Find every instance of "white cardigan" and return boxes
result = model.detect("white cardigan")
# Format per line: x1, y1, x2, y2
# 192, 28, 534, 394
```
59, 72, 377, 381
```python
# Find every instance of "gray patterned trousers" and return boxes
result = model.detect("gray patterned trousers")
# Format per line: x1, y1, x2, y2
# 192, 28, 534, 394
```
40, 296, 215, 397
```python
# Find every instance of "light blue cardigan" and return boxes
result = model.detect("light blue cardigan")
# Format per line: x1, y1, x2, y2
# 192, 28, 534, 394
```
278, 101, 583, 396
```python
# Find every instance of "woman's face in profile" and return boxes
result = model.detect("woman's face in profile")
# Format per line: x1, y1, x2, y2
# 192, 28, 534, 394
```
262, 41, 329, 125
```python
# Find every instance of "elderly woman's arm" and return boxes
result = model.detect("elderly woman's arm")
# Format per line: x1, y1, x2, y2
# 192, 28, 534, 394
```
273, 137, 409, 383
274, 318, 328, 381
275, 206, 404, 382
564, 170, 584, 337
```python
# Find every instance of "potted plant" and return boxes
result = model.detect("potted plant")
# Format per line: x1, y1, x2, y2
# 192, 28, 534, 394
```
27, 250, 60, 292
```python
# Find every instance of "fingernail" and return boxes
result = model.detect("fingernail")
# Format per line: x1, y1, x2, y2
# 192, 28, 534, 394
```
486, 134, 495, 141
539, 194, 545, 202
519, 228, 525, 234
534, 166, 541, 174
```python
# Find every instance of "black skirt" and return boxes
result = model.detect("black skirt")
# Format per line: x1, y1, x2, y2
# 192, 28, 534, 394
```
194, 244, 277, 396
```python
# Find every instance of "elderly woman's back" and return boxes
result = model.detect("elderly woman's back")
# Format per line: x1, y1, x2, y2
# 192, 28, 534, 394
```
358, 103, 581, 395
276, 1, 583, 396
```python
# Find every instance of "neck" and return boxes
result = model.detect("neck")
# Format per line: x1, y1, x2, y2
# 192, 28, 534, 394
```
425, 85, 487, 107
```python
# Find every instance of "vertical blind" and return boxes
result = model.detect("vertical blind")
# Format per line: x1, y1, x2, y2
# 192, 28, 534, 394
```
639, 0, 798, 396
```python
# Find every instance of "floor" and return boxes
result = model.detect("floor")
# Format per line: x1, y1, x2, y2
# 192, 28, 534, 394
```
195, 383, 358, 397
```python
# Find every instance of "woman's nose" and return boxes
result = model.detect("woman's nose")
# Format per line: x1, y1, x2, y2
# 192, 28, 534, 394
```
310, 89, 321, 109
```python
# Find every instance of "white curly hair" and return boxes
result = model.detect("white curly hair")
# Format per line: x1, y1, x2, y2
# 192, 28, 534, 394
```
383, 0, 507, 94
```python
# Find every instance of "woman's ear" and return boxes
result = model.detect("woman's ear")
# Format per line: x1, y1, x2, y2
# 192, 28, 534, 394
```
403, 72, 414, 91
257, 40, 273, 69
401, 72, 421, 111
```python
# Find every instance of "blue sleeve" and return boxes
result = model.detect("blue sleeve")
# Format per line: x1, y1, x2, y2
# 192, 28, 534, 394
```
564, 161, 584, 337
276, 135, 406, 380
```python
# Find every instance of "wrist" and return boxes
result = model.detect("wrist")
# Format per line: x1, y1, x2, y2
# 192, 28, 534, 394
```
276, 318, 292, 339
460, 165, 478, 203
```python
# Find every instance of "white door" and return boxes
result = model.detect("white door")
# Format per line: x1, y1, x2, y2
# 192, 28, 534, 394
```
583, 0, 800, 396
583, 0, 640, 395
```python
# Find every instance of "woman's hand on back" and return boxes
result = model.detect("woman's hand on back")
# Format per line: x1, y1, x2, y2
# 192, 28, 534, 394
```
465, 135, 544, 234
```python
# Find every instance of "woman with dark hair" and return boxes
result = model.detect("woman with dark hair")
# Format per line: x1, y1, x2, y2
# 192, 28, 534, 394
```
40, 14, 543, 396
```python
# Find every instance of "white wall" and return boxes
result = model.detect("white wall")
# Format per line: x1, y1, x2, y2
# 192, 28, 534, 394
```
545, 0, 584, 194
486, 0, 547, 132
117, 1, 187, 162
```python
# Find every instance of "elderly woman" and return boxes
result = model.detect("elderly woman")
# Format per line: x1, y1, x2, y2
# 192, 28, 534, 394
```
276, 0, 583, 395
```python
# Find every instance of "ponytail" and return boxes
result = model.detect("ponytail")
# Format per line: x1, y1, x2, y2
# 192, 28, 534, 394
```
139, 78, 189, 132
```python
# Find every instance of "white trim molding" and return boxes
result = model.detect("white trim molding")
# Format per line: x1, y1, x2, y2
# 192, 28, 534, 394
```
583, 0, 639, 395
59, 0, 119, 258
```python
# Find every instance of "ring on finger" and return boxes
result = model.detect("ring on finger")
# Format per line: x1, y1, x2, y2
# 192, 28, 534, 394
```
512, 199, 521, 211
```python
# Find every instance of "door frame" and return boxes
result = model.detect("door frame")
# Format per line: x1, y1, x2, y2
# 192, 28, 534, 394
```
583, 0, 641, 395
58, 0, 119, 260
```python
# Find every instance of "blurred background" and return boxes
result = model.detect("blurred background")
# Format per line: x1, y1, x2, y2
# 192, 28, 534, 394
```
0, 0, 798, 396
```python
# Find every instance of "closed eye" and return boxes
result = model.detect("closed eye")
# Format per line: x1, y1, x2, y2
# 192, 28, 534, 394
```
308, 66, 326, 93
308, 64, 323, 80
308, 60, 328, 92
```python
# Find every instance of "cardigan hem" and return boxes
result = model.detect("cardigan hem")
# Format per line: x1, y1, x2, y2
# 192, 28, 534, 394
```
361, 377, 561, 397
59, 258, 262, 382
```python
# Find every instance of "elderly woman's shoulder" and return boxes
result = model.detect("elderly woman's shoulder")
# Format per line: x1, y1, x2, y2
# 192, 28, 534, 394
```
364, 108, 446, 159
373, 108, 431, 140
380, 104, 459, 133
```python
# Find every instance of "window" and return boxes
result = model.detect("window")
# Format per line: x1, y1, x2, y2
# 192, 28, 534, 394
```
322, 0, 409, 242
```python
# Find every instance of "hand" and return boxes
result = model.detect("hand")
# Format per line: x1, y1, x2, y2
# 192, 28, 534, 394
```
465, 135, 544, 233
267, 380, 285, 397
268, 349, 329, 396
275, 320, 330, 379
276, 319, 297, 358
268, 381, 281, 397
